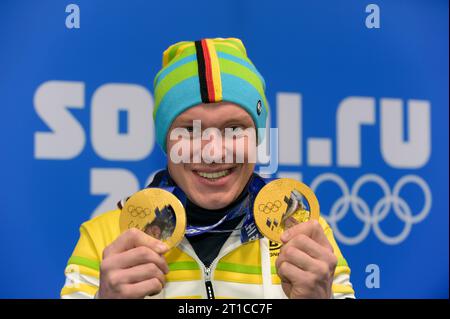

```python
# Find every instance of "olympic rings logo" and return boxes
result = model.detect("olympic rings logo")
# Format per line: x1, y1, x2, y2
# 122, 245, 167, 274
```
310, 173, 432, 245
127, 205, 151, 218
259, 200, 282, 214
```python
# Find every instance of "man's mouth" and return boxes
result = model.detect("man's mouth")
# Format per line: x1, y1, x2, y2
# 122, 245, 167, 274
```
193, 167, 236, 181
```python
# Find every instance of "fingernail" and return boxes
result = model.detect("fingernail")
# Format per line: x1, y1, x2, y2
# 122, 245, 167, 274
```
158, 243, 168, 252
281, 230, 290, 242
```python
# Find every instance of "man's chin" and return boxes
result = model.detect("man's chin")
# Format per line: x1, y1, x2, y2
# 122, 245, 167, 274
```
180, 166, 250, 209
191, 194, 234, 210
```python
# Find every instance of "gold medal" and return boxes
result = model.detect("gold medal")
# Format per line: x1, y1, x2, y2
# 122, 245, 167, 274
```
253, 178, 320, 243
119, 188, 186, 249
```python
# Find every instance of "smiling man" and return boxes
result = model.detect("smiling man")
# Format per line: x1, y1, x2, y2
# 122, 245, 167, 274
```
61, 38, 355, 299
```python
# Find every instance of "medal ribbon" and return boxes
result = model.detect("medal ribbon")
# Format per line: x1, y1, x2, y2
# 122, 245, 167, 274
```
157, 184, 253, 238
184, 196, 250, 236
119, 170, 275, 243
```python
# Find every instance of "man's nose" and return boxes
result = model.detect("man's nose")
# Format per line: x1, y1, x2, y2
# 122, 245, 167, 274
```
201, 128, 226, 163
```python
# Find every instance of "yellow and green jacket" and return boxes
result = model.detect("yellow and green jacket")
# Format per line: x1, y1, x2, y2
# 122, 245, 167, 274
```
61, 209, 355, 299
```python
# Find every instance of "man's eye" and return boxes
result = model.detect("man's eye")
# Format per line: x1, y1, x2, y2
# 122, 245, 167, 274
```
224, 126, 246, 138
230, 126, 243, 131
185, 126, 194, 132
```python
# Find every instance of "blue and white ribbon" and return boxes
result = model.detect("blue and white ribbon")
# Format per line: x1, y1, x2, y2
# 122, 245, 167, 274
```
119, 169, 275, 244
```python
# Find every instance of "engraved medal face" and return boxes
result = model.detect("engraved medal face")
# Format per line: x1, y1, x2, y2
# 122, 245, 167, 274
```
253, 178, 320, 243
119, 188, 186, 249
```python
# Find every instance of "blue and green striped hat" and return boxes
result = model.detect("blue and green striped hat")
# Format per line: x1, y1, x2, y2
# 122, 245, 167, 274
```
153, 37, 269, 152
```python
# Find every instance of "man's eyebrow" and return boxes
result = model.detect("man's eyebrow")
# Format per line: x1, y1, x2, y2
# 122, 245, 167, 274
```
174, 116, 197, 124
221, 117, 253, 127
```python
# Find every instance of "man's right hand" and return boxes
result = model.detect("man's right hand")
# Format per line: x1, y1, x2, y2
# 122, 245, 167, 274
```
97, 228, 170, 299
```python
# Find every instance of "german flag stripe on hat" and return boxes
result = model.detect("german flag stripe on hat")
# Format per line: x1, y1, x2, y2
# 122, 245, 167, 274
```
194, 39, 223, 103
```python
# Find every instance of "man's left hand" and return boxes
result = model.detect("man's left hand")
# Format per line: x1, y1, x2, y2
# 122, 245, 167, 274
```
275, 220, 337, 299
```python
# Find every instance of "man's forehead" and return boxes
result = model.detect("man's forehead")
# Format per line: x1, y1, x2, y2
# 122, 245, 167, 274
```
174, 102, 254, 126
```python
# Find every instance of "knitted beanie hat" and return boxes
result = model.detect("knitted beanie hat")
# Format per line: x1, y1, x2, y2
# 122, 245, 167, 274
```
153, 37, 268, 152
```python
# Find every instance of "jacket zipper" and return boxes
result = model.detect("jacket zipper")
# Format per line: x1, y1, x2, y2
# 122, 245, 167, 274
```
204, 266, 215, 299
178, 226, 244, 299
201, 237, 243, 300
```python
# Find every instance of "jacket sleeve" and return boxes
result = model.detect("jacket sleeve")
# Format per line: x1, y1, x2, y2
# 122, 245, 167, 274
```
319, 217, 356, 299
60, 209, 121, 299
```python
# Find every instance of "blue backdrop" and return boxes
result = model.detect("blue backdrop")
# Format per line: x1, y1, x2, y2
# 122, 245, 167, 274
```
0, 0, 448, 298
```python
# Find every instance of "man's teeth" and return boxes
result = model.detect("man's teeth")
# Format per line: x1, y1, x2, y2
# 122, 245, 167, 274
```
197, 169, 231, 179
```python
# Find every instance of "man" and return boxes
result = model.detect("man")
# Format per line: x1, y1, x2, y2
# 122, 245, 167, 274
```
61, 38, 355, 299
